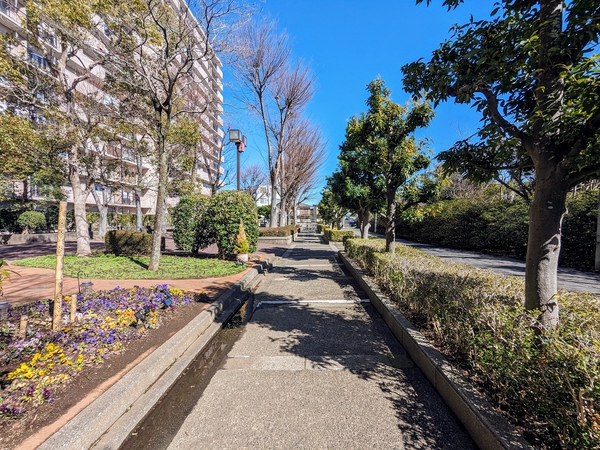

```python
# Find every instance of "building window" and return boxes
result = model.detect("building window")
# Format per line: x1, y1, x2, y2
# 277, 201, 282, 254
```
28, 49, 51, 71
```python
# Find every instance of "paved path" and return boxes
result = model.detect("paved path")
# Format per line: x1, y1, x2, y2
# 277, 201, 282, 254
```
168, 232, 476, 449
351, 228, 600, 295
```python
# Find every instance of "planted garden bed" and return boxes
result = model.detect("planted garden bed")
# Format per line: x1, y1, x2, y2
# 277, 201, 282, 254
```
0, 285, 199, 421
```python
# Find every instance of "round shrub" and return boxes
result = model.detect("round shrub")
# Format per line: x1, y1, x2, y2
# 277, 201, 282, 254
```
17, 210, 46, 233
171, 194, 213, 254
205, 191, 258, 258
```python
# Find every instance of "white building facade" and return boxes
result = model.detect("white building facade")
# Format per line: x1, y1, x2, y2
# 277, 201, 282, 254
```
0, 0, 224, 216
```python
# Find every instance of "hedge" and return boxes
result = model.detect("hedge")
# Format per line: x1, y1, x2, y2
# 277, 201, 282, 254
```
324, 227, 354, 242
345, 238, 600, 449
105, 230, 153, 256
259, 225, 300, 237
396, 190, 599, 270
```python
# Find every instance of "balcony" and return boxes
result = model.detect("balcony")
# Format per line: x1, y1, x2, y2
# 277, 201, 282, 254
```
0, 0, 24, 26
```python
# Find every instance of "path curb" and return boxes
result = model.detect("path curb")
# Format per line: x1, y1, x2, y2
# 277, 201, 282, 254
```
38, 256, 274, 450
339, 251, 533, 450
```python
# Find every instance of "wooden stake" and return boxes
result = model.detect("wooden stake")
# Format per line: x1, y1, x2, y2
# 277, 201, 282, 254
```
53, 201, 67, 331
70, 295, 77, 323
19, 315, 28, 339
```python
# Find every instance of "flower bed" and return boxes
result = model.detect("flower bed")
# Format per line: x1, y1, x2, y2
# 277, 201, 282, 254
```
0, 285, 197, 420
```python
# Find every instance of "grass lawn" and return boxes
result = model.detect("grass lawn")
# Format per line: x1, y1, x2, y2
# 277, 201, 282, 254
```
11, 254, 246, 279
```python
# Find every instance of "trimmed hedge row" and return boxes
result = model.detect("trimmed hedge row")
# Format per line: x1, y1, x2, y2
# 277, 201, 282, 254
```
259, 225, 300, 237
105, 230, 152, 256
395, 190, 599, 270
345, 238, 600, 449
323, 227, 354, 242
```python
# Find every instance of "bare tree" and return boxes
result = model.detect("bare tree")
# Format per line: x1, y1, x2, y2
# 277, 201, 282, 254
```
280, 119, 326, 224
240, 164, 267, 201
232, 20, 315, 227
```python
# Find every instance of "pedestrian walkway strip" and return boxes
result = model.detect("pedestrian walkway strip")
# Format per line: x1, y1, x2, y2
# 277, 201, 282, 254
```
222, 354, 414, 371
271, 276, 348, 281
256, 299, 370, 307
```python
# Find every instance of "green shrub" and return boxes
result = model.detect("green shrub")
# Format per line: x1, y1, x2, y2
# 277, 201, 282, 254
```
105, 230, 153, 256
396, 190, 599, 270
561, 189, 598, 270
86, 212, 100, 225
172, 192, 258, 257
17, 210, 46, 233
325, 228, 354, 242
259, 225, 299, 237
45, 206, 59, 230
316, 223, 325, 233
205, 191, 258, 258
172, 194, 212, 253
346, 238, 600, 448
0, 206, 23, 231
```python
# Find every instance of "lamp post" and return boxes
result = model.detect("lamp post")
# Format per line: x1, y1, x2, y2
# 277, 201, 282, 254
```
229, 129, 246, 190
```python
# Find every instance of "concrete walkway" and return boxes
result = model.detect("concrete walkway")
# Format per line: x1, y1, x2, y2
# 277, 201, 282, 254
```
167, 232, 476, 449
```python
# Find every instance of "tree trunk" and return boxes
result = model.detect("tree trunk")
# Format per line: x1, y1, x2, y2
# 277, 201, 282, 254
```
279, 195, 286, 226
292, 198, 298, 226
91, 188, 109, 240
69, 171, 91, 257
136, 157, 144, 232
360, 211, 371, 239
148, 140, 168, 271
525, 173, 567, 328
22, 179, 28, 202
385, 187, 397, 253
269, 177, 278, 227
135, 188, 143, 232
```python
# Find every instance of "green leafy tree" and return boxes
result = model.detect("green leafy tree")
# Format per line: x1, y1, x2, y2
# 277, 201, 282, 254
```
351, 78, 434, 252
318, 188, 346, 229
403, 0, 600, 327
103, 0, 244, 270
331, 117, 387, 238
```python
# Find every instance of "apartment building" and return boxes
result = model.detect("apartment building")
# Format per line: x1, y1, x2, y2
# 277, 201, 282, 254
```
0, 0, 224, 216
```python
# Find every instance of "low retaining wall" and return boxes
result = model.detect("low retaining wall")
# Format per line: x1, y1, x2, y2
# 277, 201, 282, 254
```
2, 232, 79, 245
258, 234, 294, 245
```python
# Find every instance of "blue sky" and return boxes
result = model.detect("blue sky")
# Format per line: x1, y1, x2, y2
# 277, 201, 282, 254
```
223, 0, 497, 203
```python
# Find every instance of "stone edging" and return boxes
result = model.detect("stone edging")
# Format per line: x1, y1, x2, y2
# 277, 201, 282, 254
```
339, 251, 533, 450
37, 256, 273, 450
258, 235, 294, 245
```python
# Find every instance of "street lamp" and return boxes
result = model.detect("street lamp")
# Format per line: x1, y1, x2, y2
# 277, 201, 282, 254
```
229, 129, 246, 190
